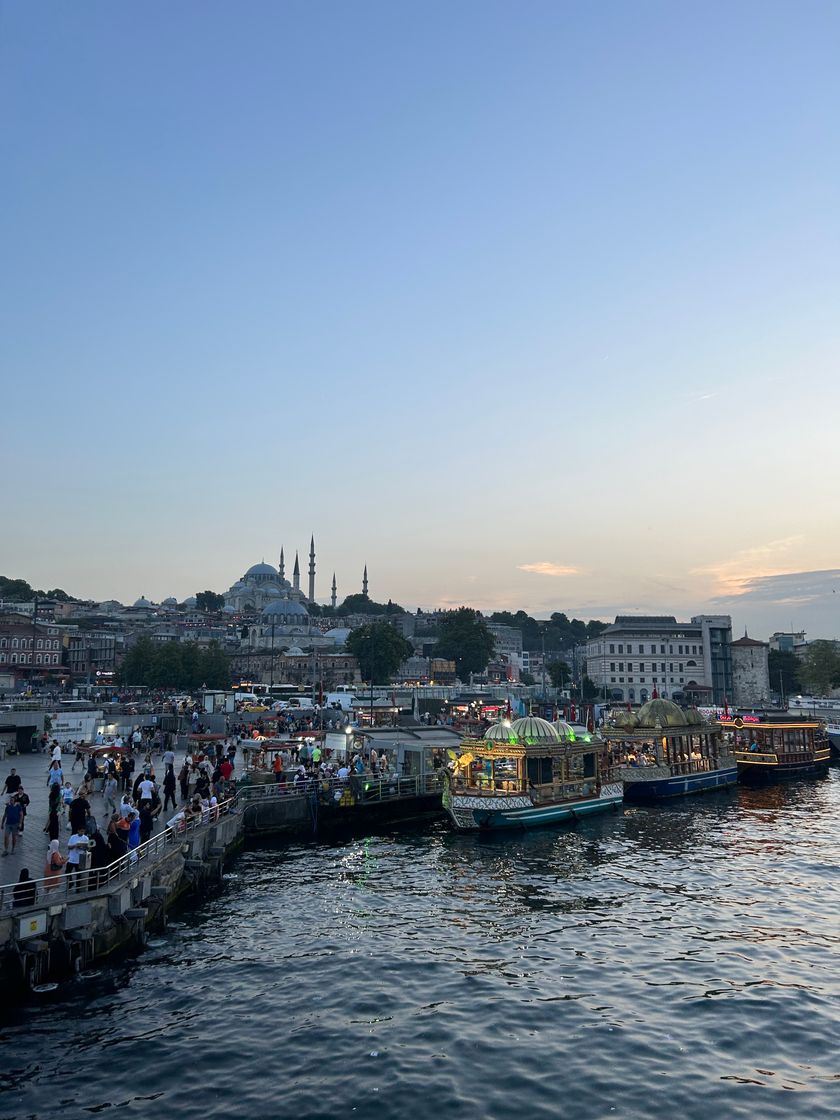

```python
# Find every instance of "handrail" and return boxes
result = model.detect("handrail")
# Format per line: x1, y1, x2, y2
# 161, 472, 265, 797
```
0, 795, 237, 917
239, 772, 445, 803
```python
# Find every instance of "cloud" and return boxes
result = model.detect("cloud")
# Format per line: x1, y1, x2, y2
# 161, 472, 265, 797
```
709, 568, 840, 607
691, 536, 805, 597
517, 562, 580, 578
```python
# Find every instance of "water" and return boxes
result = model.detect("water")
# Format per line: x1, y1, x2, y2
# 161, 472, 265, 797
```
3, 777, 840, 1120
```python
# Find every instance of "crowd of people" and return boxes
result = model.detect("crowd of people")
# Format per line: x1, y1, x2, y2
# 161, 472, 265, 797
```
2, 733, 241, 903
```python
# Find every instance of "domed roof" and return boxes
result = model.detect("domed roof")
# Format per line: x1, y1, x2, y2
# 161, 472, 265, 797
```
261, 598, 309, 618
182, 596, 197, 607
245, 562, 278, 577
635, 699, 690, 728
484, 720, 517, 743
261, 585, 283, 598
552, 720, 579, 741
162, 596, 177, 606
133, 596, 154, 609
510, 716, 559, 743
286, 646, 305, 657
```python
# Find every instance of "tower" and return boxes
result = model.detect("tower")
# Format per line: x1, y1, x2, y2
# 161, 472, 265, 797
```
279, 547, 285, 582
308, 534, 316, 604
362, 564, 368, 598
293, 551, 300, 593
331, 572, 337, 609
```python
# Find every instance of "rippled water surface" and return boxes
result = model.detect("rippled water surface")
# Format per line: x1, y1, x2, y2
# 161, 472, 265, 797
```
3, 777, 840, 1120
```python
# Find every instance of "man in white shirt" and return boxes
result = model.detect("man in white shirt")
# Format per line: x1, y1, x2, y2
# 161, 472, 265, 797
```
51, 743, 62, 763
132, 730, 142, 749
162, 748, 175, 770
67, 827, 90, 889
138, 777, 156, 804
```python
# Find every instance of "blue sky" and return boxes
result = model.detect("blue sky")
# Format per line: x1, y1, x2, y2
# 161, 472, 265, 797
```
2, 2, 839, 637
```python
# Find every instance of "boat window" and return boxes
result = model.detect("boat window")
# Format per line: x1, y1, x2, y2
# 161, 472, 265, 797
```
526, 757, 553, 784
494, 757, 518, 784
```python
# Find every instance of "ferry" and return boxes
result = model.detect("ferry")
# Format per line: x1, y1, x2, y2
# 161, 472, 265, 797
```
603, 699, 737, 802
719, 710, 831, 783
442, 715, 622, 831
786, 696, 840, 759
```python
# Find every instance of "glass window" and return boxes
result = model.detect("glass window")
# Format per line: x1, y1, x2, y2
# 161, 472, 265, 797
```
609, 644, 615, 654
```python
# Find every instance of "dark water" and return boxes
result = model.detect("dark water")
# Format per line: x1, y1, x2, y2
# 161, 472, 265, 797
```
3, 777, 840, 1120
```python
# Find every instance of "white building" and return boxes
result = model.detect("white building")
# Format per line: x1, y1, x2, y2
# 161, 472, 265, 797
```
586, 614, 733, 705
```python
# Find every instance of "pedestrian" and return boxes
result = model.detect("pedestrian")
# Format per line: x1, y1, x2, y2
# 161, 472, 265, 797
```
44, 839, 66, 889
103, 773, 119, 817
2, 768, 22, 799
2, 796, 23, 855
127, 812, 141, 859
178, 763, 190, 802
17, 787, 30, 832
139, 803, 154, 844
66, 826, 90, 889
47, 760, 64, 789
51, 742, 62, 763
13, 869, 37, 909
163, 767, 177, 811
68, 791, 91, 835
44, 806, 61, 842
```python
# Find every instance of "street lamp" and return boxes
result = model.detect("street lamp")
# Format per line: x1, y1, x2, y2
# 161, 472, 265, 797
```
344, 724, 353, 761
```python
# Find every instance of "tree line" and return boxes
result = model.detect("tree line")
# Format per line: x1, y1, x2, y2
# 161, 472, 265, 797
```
119, 637, 230, 689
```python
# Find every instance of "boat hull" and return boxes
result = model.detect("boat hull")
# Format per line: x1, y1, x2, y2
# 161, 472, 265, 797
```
737, 759, 830, 784
623, 766, 738, 803
444, 785, 623, 831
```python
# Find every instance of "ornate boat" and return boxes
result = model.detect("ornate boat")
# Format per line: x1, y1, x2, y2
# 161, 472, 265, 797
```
603, 699, 737, 802
442, 715, 622, 831
719, 710, 831, 783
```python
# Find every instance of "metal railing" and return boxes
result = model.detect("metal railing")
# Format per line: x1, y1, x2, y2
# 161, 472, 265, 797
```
239, 772, 445, 804
0, 794, 237, 917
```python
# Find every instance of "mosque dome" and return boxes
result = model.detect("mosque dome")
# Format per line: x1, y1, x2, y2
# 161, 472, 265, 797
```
162, 597, 177, 607
261, 585, 283, 599
484, 721, 517, 743
286, 646, 305, 657
246, 562, 278, 578
510, 716, 559, 743
635, 699, 691, 729
261, 598, 309, 619
325, 627, 351, 645
132, 596, 154, 610
183, 596, 197, 608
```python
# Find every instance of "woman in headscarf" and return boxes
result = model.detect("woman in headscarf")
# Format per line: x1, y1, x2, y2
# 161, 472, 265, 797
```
44, 805, 61, 842
44, 840, 67, 889
13, 868, 37, 909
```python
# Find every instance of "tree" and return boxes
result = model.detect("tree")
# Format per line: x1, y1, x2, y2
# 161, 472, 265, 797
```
339, 594, 405, 615
520, 671, 536, 687
195, 590, 225, 613
119, 638, 230, 689
768, 649, 801, 696
0, 576, 76, 602
346, 622, 413, 684
434, 608, 495, 680
547, 660, 571, 689
800, 641, 840, 695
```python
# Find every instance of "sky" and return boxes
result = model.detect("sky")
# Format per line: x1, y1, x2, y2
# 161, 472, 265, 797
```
2, 1, 839, 638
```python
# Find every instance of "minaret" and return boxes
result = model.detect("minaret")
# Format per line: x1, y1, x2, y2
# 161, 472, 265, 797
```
308, 535, 316, 604
362, 564, 368, 598
279, 547, 285, 582
293, 551, 300, 593
331, 573, 337, 609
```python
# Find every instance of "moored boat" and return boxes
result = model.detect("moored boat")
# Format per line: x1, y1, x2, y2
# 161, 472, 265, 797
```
442, 715, 622, 831
720, 710, 830, 783
603, 699, 737, 802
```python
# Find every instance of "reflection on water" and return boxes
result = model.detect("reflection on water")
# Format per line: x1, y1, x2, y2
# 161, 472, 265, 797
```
2, 776, 840, 1120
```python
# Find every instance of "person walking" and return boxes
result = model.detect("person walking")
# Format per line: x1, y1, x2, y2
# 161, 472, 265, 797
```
66, 826, 90, 889
2, 797, 23, 856
162, 767, 177, 812
44, 840, 66, 889
103, 773, 119, 818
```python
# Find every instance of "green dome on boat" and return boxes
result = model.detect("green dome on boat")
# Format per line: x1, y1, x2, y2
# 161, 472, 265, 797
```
484, 721, 518, 743
635, 699, 690, 729
551, 720, 579, 741
510, 716, 559, 743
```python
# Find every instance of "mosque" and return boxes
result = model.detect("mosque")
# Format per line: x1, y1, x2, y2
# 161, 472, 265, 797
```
223, 535, 368, 626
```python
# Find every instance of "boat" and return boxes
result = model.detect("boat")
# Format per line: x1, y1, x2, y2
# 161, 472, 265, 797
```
441, 715, 622, 831
603, 699, 737, 802
719, 710, 831, 783
786, 696, 840, 759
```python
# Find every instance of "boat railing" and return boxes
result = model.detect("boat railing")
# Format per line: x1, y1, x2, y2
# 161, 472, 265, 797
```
0, 794, 239, 917
238, 772, 444, 803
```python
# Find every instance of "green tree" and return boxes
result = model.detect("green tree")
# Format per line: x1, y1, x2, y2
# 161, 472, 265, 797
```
339, 594, 405, 615
547, 660, 571, 689
195, 590, 225, 613
346, 622, 413, 684
199, 641, 231, 689
434, 608, 496, 680
519, 670, 536, 687
800, 641, 840, 695
768, 649, 802, 696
